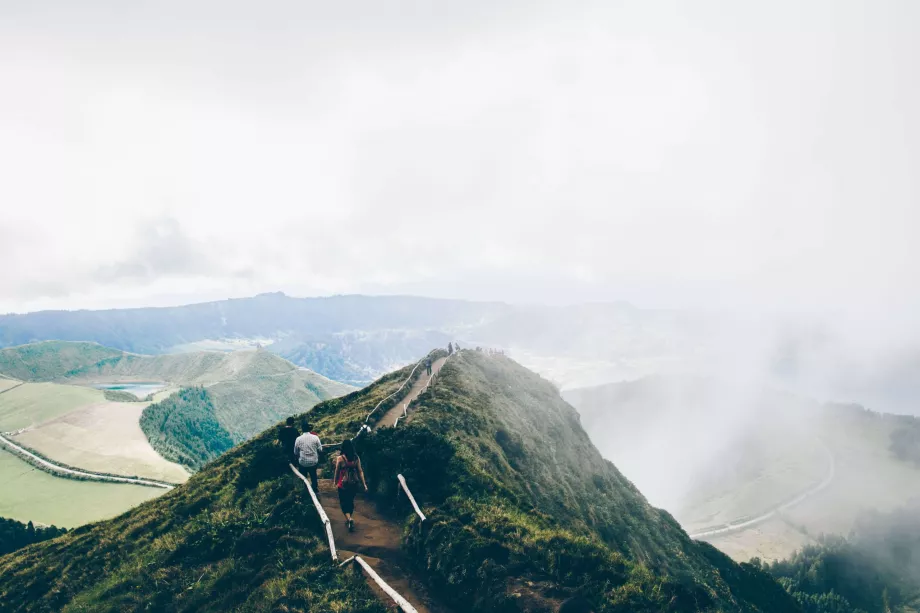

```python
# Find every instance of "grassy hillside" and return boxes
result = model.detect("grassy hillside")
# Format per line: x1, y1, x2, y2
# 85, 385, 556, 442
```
0, 342, 353, 472
0, 350, 800, 612
0, 341, 123, 382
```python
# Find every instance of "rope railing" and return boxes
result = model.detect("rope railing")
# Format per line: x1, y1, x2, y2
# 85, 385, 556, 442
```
289, 346, 460, 613
397, 474, 426, 522
363, 354, 429, 425
340, 555, 420, 613
290, 463, 338, 562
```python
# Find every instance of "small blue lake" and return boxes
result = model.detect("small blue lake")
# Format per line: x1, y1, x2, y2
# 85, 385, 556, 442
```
92, 382, 167, 399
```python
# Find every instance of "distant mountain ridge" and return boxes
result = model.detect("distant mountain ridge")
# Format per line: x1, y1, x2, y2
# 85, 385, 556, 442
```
0, 293, 691, 386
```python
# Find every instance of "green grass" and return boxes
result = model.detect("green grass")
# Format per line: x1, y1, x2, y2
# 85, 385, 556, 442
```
0, 350, 800, 612
0, 341, 123, 382
0, 341, 354, 474
0, 382, 102, 431
0, 424, 386, 612
0, 450, 162, 527
314, 351, 799, 612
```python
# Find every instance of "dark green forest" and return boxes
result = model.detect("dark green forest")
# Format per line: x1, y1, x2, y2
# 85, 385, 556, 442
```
0, 517, 66, 556
766, 502, 920, 612
139, 386, 234, 471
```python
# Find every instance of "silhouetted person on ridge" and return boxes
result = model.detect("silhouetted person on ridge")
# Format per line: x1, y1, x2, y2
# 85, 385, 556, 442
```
334, 439, 368, 532
426, 356, 432, 376
559, 596, 594, 613
279, 417, 298, 465
294, 422, 323, 492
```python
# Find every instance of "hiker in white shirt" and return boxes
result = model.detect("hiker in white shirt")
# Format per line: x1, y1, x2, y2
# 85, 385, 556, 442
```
294, 423, 323, 492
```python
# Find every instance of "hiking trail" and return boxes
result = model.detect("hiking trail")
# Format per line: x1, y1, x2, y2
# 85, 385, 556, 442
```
312, 352, 456, 613
374, 357, 447, 430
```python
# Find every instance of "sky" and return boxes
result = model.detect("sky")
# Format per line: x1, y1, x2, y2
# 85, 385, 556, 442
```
1, 1, 918, 325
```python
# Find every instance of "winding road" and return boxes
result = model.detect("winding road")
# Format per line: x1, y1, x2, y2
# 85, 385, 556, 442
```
0, 432, 174, 490
689, 438, 835, 539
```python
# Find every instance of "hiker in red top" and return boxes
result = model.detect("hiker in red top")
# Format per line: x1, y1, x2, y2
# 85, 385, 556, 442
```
333, 439, 368, 532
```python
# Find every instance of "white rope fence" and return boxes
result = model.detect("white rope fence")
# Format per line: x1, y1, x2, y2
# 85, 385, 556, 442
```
364, 356, 427, 424
288, 346, 460, 612
397, 474, 426, 522
290, 463, 338, 562
339, 555, 420, 613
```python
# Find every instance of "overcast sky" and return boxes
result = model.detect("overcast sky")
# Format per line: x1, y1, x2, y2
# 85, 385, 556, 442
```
1, 1, 917, 325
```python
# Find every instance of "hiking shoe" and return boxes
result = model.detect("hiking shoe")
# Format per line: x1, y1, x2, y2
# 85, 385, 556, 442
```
347, 519, 355, 532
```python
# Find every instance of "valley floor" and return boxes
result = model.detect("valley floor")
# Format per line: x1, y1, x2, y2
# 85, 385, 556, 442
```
0, 449, 162, 527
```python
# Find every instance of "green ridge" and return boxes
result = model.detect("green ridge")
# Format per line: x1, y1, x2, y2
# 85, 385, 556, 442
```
0, 351, 800, 612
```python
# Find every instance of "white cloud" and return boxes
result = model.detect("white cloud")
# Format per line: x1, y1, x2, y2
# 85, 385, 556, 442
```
0, 0, 918, 331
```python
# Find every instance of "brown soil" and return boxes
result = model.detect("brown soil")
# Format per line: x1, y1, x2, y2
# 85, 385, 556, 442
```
318, 480, 451, 613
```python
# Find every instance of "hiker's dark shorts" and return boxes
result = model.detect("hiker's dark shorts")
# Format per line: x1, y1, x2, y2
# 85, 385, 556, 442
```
338, 486, 357, 515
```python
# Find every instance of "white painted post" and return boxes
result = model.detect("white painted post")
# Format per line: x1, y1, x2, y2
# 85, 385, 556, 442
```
397, 474, 426, 522
354, 556, 419, 613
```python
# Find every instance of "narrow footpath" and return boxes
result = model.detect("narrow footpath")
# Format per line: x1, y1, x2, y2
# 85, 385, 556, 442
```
318, 481, 447, 613
374, 357, 447, 429
315, 353, 455, 612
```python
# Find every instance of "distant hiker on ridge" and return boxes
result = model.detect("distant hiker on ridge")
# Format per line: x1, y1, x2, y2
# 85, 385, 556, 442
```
334, 439, 368, 532
294, 422, 323, 492
279, 417, 298, 465
426, 356, 432, 376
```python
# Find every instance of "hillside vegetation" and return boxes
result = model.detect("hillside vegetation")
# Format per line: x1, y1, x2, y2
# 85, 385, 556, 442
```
0, 518, 66, 556
766, 500, 920, 612
139, 387, 234, 471
0, 341, 353, 472
0, 350, 800, 612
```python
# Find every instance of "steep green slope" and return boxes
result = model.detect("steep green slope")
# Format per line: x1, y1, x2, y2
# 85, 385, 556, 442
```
316, 351, 798, 611
0, 352, 798, 612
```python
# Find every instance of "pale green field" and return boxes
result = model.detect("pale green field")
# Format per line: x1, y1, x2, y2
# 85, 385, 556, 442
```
703, 409, 920, 562
16, 400, 190, 483
0, 382, 102, 431
0, 449, 163, 527
0, 378, 20, 393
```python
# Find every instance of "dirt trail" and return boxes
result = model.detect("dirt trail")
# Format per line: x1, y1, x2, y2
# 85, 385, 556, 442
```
318, 481, 448, 613
375, 357, 447, 429
313, 353, 454, 612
